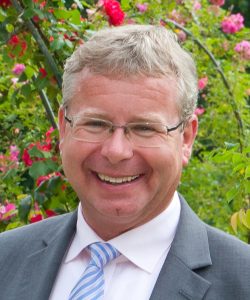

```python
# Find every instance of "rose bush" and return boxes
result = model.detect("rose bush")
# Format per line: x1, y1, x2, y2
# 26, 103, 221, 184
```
0, 0, 249, 241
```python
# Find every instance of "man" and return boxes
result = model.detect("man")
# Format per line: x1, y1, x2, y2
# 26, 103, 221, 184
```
0, 25, 249, 300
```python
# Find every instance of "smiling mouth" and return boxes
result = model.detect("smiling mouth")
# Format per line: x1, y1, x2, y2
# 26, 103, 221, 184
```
96, 173, 141, 185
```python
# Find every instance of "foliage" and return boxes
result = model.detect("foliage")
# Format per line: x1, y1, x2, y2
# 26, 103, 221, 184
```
0, 0, 249, 241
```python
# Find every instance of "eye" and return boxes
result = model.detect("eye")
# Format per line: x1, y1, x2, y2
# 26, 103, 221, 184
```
75, 118, 110, 133
130, 123, 158, 137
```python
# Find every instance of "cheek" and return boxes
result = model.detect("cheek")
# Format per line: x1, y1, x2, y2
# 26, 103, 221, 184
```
60, 139, 86, 175
146, 146, 182, 183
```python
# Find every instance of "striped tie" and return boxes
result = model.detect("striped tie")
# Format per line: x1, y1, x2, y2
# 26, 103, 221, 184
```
68, 242, 120, 300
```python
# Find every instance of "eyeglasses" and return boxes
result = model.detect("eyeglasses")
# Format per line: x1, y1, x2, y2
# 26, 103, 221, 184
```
64, 111, 184, 148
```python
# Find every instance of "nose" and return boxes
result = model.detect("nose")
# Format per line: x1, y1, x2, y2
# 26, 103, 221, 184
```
100, 128, 133, 164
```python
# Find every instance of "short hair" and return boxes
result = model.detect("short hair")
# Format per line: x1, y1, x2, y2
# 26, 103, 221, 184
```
62, 25, 198, 120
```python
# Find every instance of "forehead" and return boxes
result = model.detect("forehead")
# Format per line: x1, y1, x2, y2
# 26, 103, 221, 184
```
69, 71, 180, 121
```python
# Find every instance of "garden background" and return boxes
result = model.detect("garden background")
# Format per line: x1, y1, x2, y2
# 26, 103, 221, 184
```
0, 0, 250, 242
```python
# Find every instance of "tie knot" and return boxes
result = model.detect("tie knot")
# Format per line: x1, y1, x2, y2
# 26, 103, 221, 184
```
88, 242, 120, 268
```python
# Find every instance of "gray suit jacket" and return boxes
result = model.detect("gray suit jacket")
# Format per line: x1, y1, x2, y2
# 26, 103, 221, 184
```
0, 195, 250, 300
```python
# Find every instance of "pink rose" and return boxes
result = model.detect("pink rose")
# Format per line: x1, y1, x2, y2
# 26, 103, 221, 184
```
0, 203, 17, 221
136, 3, 148, 13
234, 40, 250, 60
10, 145, 19, 162
198, 77, 208, 90
195, 107, 205, 116
12, 63, 25, 75
177, 30, 187, 42
169, 9, 186, 26
193, 1, 201, 10
221, 13, 244, 34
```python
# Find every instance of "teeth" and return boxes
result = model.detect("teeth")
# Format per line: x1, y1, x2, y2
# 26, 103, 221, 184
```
97, 173, 139, 184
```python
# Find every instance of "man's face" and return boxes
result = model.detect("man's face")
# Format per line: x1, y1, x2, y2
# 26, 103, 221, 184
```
59, 72, 197, 237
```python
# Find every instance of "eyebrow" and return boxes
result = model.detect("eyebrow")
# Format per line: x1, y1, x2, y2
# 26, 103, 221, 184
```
72, 108, 110, 119
72, 109, 170, 124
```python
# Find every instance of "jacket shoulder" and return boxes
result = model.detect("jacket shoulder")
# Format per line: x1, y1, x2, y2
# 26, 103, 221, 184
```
0, 212, 75, 254
206, 223, 250, 257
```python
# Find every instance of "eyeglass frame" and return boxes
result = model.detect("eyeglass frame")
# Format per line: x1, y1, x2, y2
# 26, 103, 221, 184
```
63, 108, 185, 147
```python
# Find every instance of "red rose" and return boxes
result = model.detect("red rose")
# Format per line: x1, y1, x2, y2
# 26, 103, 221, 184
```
103, 0, 125, 26
0, 0, 11, 8
22, 148, 33, 167
39, 68, 47, 78
9, 35, 19, 46
45, 209, 57, 217
30, 213, 43, 223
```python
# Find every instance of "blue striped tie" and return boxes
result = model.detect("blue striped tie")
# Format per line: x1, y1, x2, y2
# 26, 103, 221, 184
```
68, 242, 120, 300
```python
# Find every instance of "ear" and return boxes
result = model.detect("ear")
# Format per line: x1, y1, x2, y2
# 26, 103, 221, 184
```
58, 106, 66, 148
182, 114, 198, 166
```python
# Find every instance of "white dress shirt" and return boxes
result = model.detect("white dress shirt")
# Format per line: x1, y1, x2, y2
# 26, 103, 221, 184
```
49, 192, 181, 300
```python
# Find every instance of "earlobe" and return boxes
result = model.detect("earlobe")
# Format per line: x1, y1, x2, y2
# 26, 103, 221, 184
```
182, 115, 198, 166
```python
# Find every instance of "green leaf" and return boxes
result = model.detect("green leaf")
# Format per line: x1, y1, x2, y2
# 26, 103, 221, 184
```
81, 1, 91, 8
232, 162, 245, 174
0, 8, 7, 23
244, 165, 250, 179
238, 209, 250, 230
64, 39, 73, 48
22, 0, 33, 6
246, 209, 250, 229
5, 221, 23, 231
23, 8, 35, 19
21, 84, 32, 98
47, 176, 62, 192
232, 153, 245, 164
244, 181, 250, 194
5, 24, 14, 33
70, 10, 81, 25
50, 37, 65, 51
226, 186, 240, 203
53, 8, 71, 20
121, 0, 130, 10
231, 212, 238, 233
24, 66, 35, 79
29, 146, 52, 159
28, 160, 53, 179
34, 190, 46, 206
33, 8, 45, 19
18, 195, 32, 222
2, 168, 18, 181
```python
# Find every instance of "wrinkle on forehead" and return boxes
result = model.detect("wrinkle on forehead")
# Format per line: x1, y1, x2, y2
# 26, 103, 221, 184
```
75, 69, 179, 100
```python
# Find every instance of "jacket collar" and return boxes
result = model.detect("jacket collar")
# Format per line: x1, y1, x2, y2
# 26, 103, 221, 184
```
150, 195, 212, 300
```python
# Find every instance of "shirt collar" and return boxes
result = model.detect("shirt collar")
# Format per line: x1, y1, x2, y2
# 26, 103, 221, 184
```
65, 192, 181, 273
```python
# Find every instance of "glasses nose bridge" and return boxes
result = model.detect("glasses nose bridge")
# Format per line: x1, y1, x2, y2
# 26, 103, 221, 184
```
111, 123, 129, 135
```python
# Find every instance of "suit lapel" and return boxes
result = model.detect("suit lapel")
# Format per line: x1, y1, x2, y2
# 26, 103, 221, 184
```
150, 195, 212, 300
18, 211, 77, 300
